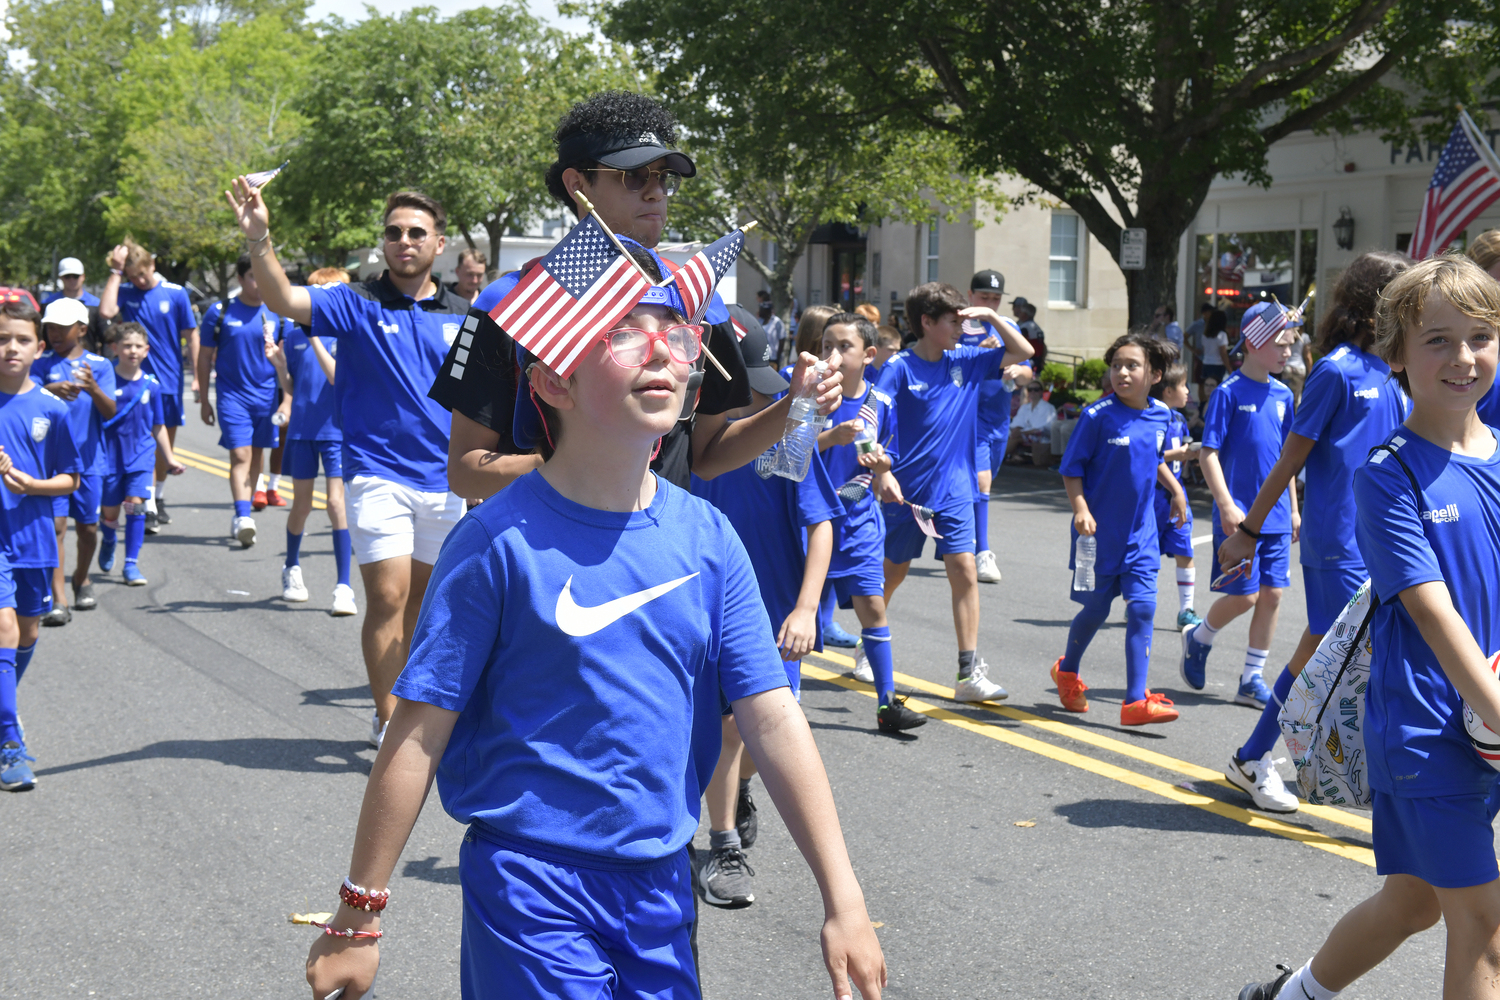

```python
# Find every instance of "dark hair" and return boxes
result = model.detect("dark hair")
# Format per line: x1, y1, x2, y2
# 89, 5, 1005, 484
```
0, 298, 41, 334
1105, 331, 1176, 375
1205, 308, 1228, 337
236, 252, 253, 278
1199, 302, 1214, 314
905, 282, 967, 338
1157, 304, 1175, 321
823, 311, 878, 349
384, 191, 447, 234
756, 289, 771, 302
106, 321, 149, 345
1315, 250, 1412, 355
545, 92, 680, 217
1151, 361, 1189, 398
456, 248, 486, 269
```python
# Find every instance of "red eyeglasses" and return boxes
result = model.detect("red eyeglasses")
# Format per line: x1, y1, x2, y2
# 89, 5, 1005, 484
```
604, 324, 703, 368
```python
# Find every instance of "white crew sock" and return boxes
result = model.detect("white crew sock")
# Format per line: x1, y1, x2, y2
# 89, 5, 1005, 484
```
1242, 645, 1269, 685
1283, 960, 1340, 1000
1192, 618, 1220, 647
256, 473, 267, 492
1176, 567, 1196, 613
150, 482, 161, 514
268, 473, 281, 492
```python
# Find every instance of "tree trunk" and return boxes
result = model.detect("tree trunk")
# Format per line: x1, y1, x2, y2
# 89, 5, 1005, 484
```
1122, 241, 1179, 333
484, 218, 505, 271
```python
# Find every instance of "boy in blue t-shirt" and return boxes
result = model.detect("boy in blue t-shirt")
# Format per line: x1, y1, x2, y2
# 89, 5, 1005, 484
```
0, 300, 84, 790
196, 254, 294, 549
34, 296, 115, 621
1182, 301, 1298, 706
1149, 362, 1203, 630
877, 281, 1034, 703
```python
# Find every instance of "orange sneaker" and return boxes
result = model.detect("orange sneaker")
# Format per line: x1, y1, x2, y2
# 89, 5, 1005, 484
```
265, 489, 288, 508
1050, 658, 1089, 713
1121, 690, 1179, 726
251, 489, 268, 511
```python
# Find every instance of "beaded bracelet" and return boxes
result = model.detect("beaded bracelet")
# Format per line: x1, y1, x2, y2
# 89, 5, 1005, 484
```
340, 877, 390, 913
312, 921, 383, 940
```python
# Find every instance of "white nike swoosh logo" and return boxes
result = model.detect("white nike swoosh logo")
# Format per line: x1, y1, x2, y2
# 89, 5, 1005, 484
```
554, 572, 700, 637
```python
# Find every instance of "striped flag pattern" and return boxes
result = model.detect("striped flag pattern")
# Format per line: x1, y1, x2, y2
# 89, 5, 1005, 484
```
489, 214, 652, 378
667, 228, 746, 320
1240, 303, 1288, 349
1410, 112, 1500, 259
245, 160, 288, 188
730, 312, 749, 342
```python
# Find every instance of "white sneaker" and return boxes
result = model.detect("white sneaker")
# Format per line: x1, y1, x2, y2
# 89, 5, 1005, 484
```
954, 657, 1008, 702
282, 565, 309, 602
232, 515, 256, 548
976, 549, 1003, 583
1225, 752, 1299, 813
331, 583, 358, 617
369, 710, 388, 750
852, 644, 874, 684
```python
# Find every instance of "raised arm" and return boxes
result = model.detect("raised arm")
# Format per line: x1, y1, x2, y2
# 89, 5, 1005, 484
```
225, 176, 313, 326
99, 246, 127, 320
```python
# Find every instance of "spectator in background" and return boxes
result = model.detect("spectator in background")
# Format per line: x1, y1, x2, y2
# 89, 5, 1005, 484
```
1199, 308, 1230, 391
1278, 315, 1312, 403
1186, 302, 1212, 392
42, 258, 107, 352
873, 325, 902, 370
1012, 296, 1046, 366
1005, 381, 1055, 463
854, 302, 881, 326
756, 289, 786, 363
790, 304, 838, 363
448, 248, 487, 304
1153, 304, 1183, 358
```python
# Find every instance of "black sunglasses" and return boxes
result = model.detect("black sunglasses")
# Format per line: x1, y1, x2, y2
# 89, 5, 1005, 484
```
383, 225, 432, 245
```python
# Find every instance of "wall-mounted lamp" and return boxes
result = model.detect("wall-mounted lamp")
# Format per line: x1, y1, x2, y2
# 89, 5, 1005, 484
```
1334, 207, 1355, 251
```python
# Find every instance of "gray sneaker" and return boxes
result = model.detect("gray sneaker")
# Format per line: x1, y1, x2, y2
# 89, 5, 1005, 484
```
72, 582, 96, 611
699, 845, 755, 908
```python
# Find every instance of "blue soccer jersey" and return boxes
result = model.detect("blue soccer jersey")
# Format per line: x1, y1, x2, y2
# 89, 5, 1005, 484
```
1292, 344, 1410, 569
0, 384, 83, 568
390, 471, 789, 868
283, 326, 340, 442
115, 279, 196, 395
307, 275, 470, 492
821, 383, 896, 580
31, 350, 114, 475
1202, 372, 1296, 532
875, 344, 1007, 510
200, 298, 290, 409
959, 317, 1026, 440
105, 373, 166, 475
1355, 429, 1500, 798
1059, 395, 1172, 575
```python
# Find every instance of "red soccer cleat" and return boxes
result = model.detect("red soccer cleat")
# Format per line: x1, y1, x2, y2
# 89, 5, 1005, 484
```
265, 489, 288, 508
252, 490, 268, 511
1050, 658, 1089, 713
1121, 691, 1180, 726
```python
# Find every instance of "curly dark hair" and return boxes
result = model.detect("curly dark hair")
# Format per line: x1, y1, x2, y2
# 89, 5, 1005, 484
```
1315, 250, 1412, 355
545, 92, 680, 217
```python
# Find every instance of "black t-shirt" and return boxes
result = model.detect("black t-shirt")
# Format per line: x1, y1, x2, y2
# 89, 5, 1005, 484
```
428, 302, 750, 490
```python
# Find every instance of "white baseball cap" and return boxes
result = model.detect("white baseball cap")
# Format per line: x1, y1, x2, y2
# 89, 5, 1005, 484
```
57, 257, 85, 277
42, 297, 90, 328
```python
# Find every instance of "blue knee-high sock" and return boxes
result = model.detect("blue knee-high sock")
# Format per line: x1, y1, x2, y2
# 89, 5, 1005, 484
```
1239, 666, 1296, 761
1123, 600, 1156, 704
0, 649, 19, 744
125, 512, 146, 564
975, 499, 990, 551
332, 528, 352, 587
1060, 590, 1112, 674
862, 627, 895, 705
286, 530, 303, 568
819, 581, 836, 631
14, 643, 35, 684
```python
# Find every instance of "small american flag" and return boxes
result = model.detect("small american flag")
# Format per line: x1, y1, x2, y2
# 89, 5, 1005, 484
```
245, 161, 288, 189
666, 228, 745, 320
490, 214, 652, 377
730, 313, 749, 342
911, 503, 942, 539
1240, 303, 1288, 350
1410, 111, 1500, 259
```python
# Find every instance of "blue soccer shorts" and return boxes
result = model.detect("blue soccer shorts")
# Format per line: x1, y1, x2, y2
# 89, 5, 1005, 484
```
159, 390, 185, 429
1068, 539, 1158, 607
1373, 787, 1500, 889
459, 829, 698, 1000
0, 553, 15, 612
52, 473, 102, 523
883, 499, 977, 564
1210, 525, 1291, 596
102, 469, 154, 507
215, 393, 277, 450
1303, 564, 1366, 635
283, 439, 343, 480
1155, 491, 1194, 559
11, 568, 51, 618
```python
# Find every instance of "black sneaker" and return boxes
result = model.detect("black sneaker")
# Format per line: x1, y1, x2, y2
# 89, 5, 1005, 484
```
72, 582, 96, 611
144, 509, 160, 535
698, 845, 755, 908
40, 605, 71, 627
1239, 965, 1293, 1000
735, 783, 758, 849
154, 499, 171, 525
878, 694, 928, 732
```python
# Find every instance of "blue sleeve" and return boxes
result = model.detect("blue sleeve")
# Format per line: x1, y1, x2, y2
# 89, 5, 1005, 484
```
1058, 408, 1098, 477
961, 345, 1005, 381
200, 304, 221, 348
1290, 360, 1343, 441
875, 358, 901, 398
307, 284, 366, 340
94, 359, 116, 400
794, 450, 845, 528
1279, 385, 1295, 441
715, 522, 791, 702
1354, 459, 1441, 600
50, 409, 83, 476
475, 273, 522, 312
173, 288, 197, 331
149, 383, 165, 426
1201, 387, 1232, 451
393, 516, 503, 711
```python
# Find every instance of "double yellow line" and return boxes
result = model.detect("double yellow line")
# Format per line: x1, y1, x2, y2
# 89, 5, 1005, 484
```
175, 447, 327, 510
803, 650, 1375, 867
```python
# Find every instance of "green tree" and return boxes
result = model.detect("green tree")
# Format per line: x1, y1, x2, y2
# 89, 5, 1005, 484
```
602, 0, 1493, 326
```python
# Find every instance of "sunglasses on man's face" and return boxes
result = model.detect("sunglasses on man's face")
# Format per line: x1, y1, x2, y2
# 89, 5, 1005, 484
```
383, 225, 432, 245
584, 167, 682, 197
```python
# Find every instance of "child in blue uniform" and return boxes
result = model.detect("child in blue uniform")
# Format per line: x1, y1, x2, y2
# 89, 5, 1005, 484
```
305, 256, 885, 1000
1239, 255, 1500, 1000
878, 282, 1034, 703
99, 324, 183, 586
1052, 333, 1187, 726
0, 545, 25, 790
35, 296, 115, 620
1181, 301, 1298, 707
1150, 363, 1202, 631
0, 299, 83, 788
1218, 252, 1411, 814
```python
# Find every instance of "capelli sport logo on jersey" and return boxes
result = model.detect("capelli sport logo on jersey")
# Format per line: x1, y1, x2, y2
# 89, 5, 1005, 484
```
1354, 387, 1380, 399
1422, 503, 1460, 524
1107, 435, 1130, 447
1238, 403, 1257, 413
30, 417, 50, 442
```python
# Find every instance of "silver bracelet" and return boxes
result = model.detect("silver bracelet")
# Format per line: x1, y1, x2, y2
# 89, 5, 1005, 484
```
247, 231, 270, 245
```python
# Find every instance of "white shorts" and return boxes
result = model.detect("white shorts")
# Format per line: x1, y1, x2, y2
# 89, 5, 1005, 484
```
346, 475, 465, 565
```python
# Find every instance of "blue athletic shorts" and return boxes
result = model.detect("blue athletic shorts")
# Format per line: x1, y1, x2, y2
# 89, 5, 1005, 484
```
0, 553, 15, 611
159, 391, 184, 428
975, 428, 1006, 479
1303, 564, 1366, 635
1155, 491, 1194, 558
829, 565, 884, 607
102, 469, 154, 507
283, 439, 343, 480
52, 473, 102, 523
459, 829, 698, 1000
215, 393, 277, 450
1372, 787, 1500, 888
1069, 540, 1158, 607
883, 499, 976, 564
11, 567, 51, 618
1211, 526, 1291, 596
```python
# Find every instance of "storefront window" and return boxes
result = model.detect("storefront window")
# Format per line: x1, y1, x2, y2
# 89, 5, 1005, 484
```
1195, 229, 1318, 336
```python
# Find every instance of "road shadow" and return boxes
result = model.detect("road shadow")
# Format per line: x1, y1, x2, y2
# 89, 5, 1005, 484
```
35, 737, 374, 778
1013, 618, 1123, 630
302, 685, 374, 708
1054, 797, 1278, 838
402, 856, 460, 885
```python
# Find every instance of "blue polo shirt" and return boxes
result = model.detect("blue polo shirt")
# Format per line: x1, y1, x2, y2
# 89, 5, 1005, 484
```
105, 372, 166, 474
0, 383, 83, 567
283, 326, 340, 442
200, 298, 291, 410
41, 290, 100, 308
1202, 371, 1296, 532
31, 349, 115, 475
115, 279, 196, 396
307, 273, 471, 492
1060, 395, 1172, 575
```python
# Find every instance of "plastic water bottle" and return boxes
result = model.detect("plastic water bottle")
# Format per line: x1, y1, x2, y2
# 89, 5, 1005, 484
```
853, 419, 878, 456
1072, 534, 1097, 592
770, 362, 829, 481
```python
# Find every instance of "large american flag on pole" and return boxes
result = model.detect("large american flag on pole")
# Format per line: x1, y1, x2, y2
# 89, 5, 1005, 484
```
666, 228, 746, 320
489, 214, 652, 378
1409, 111, 1500, 259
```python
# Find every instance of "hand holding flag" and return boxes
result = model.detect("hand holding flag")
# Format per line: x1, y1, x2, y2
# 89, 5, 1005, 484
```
244, 160, 288, 189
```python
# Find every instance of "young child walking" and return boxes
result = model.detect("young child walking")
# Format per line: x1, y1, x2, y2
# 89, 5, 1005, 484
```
1181, 301, 1299, 706
1239, 256, 1500, 1000
1151, 362, 1203, 630
1051, 333, 1188, 725
305, 252, 885, 1000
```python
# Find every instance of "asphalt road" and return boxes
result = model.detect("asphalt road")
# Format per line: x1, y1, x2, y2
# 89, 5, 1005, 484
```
3, 418, 1456, 999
